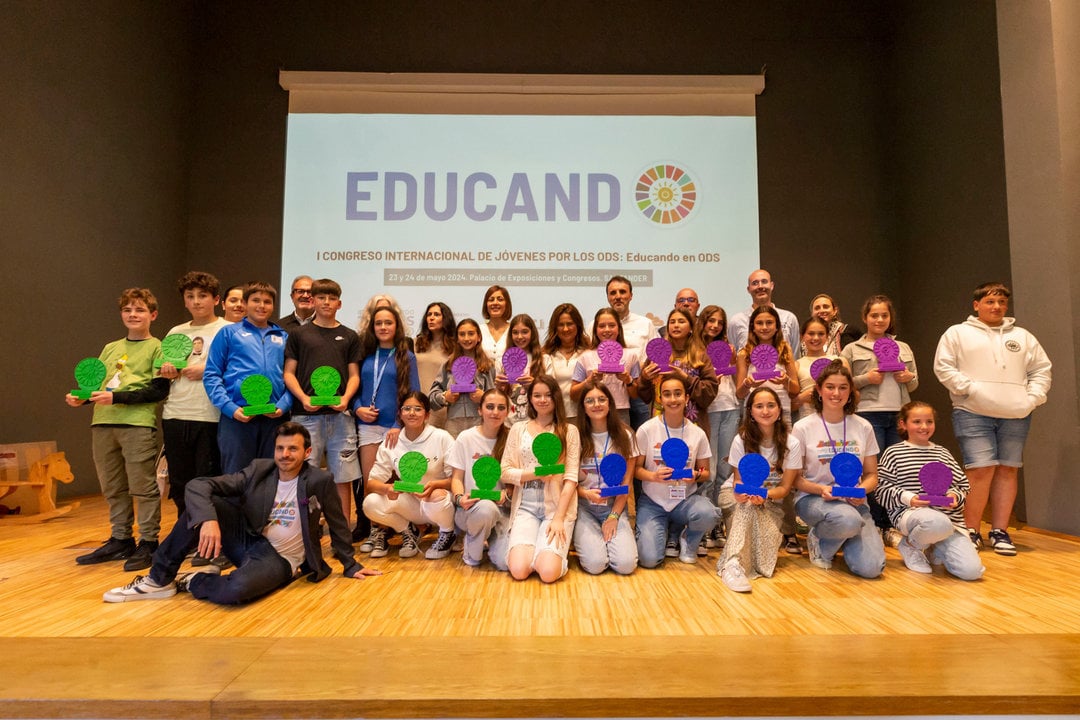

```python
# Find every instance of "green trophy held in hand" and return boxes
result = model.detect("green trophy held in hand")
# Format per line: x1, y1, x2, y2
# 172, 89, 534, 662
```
533, 432, 564, 477
393, 451, 428, 494
309, 366, 342, 406
71, 358, 107, 400
469, 456, 502, 501
153, 333, 194, 370
240, 374, 277, 416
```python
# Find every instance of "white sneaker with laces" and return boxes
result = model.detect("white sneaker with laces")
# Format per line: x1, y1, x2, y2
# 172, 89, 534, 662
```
103, 575, 176, 603
720, 562, 752, 593
897, 537, 932, 574
806, 527, 832, 570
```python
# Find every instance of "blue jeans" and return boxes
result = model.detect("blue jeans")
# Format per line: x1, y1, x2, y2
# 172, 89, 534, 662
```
857, 411, 899, 530
795, 494, 885, 578
294, 412, 360, 484
952, 409, 1031, 468
217, 413, 287, 474
896, 508, 984, 581
635, 492, 714, 568
573, 503, 637, 575
150, 498, 294, 605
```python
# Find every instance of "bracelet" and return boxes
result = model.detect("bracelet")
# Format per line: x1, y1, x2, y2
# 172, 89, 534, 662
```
453, 493, 464, 508
606, 512, 619, 521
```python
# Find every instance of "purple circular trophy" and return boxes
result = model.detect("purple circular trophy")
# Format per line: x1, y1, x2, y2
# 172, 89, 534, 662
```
646, 337, 673, 373
707, 340, 736, 376
596, 340, 625, 374
735, 453, 769, 499
501, 347, 528, 385
873, 336, 906, 372
810, 357, 833, 381
598, 454, 629, 497
917, 461, 955, 507
829, 452, 865, 498
450, 356, 478, 393
750, 344, 781, 381
660, 437, 692, 480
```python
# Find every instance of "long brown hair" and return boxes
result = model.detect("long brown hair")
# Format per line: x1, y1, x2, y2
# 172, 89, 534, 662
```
742, 305, 794, 365
414, 301, 456, 355
542, 303, 589, 354
739, 386, 789, 470
446, 318, 492, 375
574, 380, 632, 461
361, 306, 415, 401
507, 313, 546, 379
479, 387, 511, 460
811, 360, 859, 415
527, 375, 568, 459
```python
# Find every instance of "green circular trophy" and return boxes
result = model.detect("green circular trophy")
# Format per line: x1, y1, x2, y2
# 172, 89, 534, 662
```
240, 374, 277, 416
393, 451, 428, 493
71, 358, 107, 399
309, 366, 342, 406
533, 432, 565, 477
153, 333, 194, 369
469, 456, 502, 501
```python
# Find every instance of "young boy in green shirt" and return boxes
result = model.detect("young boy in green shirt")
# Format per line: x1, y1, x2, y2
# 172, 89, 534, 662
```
66, 288, 170, 570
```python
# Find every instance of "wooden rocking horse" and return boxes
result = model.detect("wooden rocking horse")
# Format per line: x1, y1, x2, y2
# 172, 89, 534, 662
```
0, 451, 80, 523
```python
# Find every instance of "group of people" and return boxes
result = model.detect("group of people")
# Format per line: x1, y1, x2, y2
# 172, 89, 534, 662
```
64, 267, 1051, 605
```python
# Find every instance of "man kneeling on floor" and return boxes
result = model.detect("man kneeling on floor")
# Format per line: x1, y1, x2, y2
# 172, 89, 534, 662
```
105, 422, 381, 603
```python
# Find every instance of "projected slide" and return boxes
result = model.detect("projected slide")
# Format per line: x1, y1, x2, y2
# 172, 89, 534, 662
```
282, 113, 759, 335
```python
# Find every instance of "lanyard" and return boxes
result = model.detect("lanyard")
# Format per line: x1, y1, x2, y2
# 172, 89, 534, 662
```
370, 348, 394, 406
593, 432, 611, 476
662, 417, 684, 441
819, 415, 847, 456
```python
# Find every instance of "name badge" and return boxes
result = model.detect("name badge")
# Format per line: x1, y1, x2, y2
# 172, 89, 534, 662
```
668, 484, 687, 501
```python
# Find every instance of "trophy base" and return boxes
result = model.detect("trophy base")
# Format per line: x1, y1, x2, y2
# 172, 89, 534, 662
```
917, 494, 953, 507
70, 389, 94, 400
734, 484, 767, 499
716, 366, 737, 376
393, 482, 425, 494
469, 489, 501, 501
877, 362, 906, 372
600, 486, 629, 497
669, 470, 693, 480
310, 396, 341, 407
751, 370, 781, 381
596, 364, 624, 374
535, 464, 565, 477
450, 384, 477, 393
242, 404, 277, 417
831, 486, 866, 499
153, 360, 188, 369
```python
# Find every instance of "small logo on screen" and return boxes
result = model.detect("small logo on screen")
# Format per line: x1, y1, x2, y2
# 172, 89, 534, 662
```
635, 163, 697, 226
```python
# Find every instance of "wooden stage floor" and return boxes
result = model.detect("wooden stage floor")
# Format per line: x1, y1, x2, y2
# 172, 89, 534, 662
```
1, 496, 1078, 718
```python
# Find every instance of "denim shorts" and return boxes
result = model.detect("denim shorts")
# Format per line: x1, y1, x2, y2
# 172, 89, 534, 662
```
951, 409, 1031, 468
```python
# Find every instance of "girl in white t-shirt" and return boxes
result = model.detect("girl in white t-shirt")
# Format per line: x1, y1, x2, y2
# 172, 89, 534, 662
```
633, 375, 713, 568
792, 361, 885, 578
572, 380, 639, 575
571, 307, 640, 426
448, 388, 512, 569
735, 305, 800, 426
716, 387, 802, 592
362, 392, 456, 560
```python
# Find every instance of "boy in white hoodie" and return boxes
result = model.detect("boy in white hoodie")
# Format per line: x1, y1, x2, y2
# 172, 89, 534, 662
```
933, 282, 1051, 555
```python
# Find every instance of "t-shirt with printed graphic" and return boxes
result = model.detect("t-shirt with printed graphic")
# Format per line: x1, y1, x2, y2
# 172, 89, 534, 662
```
635, 416, 710, 513
724, 434, 802, 491
162, 317, 230, 423
579, 428, 639, 511
263, 477, 305, 572
446, 426, 503, 495
791, 412, 879, 502
92, 337, 164, 428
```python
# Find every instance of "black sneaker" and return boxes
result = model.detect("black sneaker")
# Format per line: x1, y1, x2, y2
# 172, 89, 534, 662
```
399, 525, 420, 558
784, 534, 803, 555
988, 528, 1017, 556
122, 540, 158, 571
190, 553, 211, 567
967, 528, 984, 550
76, 537, 136, 565
425, 530, 456, 559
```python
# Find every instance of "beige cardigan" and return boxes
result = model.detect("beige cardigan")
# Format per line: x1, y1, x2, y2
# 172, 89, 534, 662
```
501, 420, 581, 524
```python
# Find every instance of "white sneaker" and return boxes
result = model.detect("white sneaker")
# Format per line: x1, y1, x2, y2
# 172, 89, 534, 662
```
720, 562, 752, 593
677, 530, 697, 564
806, 527, 832, 570
897, 537, 932, 574
103, 575, 176, 603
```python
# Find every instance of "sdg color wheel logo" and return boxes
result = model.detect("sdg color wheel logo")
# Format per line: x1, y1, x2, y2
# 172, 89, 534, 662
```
635, 163, 697, 226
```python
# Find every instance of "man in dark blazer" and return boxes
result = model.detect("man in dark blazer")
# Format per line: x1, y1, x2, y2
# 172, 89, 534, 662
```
104, 421, 380, 604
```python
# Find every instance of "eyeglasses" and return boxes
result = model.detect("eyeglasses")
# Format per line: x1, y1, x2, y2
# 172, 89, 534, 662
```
400, 406, 426, 414
583, 396, 609, 406
483, 403, 508, 412
676, 297, 698, 305
291, 288, 312, 296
